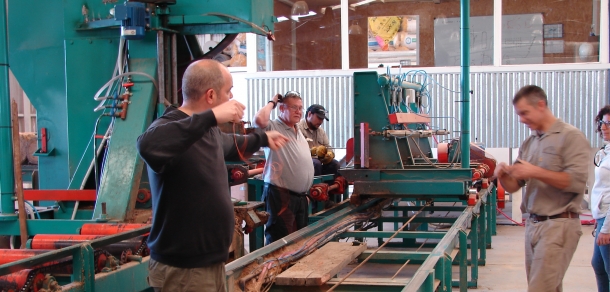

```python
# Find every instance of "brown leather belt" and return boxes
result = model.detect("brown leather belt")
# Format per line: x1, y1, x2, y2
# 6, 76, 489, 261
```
530, 211, 579, 223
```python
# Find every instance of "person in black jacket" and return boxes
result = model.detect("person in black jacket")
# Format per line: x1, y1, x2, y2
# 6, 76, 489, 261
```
137, 59, 288, 292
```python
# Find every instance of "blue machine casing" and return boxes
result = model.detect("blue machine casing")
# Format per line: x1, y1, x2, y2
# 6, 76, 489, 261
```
114, 2, 149, 40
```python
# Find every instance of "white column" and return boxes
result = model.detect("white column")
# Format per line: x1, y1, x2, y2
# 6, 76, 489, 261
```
341, 0, 349, 69
246, 33, 257, 73
493, 0, 502, 66
600, 0, 609, 63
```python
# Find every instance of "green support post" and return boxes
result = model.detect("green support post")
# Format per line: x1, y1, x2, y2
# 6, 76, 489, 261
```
485, 189, 492, 248
443, 255, 452, 292
459, 230, 468, 292
72, 244, 96, 292
0, 0, 16, 218
418, 270, 434, 292
247, 178, 265, 252
479, 200, 487, 265
470, 215, 478, 286
491, 186, 497, 236
460, 0, 471, 168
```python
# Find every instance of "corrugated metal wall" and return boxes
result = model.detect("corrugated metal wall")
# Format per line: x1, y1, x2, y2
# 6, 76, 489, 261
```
247, 76, 354, 149
247, 69, 609, 148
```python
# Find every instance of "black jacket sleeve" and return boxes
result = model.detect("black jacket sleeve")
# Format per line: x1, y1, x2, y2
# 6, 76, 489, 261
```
137, 110, 217, 173
221, 128, 269, 162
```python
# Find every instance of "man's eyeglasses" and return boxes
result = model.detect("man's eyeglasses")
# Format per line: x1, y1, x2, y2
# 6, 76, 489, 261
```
286, 105, 304, 112
594, 146, 606, 167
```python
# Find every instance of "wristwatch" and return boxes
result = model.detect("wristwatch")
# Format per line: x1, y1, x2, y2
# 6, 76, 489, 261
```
268, 100, 277, 109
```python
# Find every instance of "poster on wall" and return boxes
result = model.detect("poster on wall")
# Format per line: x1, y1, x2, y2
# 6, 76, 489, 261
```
434, 13, 543, 66
367, 16, 419, 68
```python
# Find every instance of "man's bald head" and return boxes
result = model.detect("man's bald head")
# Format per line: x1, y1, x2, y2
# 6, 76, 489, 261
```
182, 59, 225, 102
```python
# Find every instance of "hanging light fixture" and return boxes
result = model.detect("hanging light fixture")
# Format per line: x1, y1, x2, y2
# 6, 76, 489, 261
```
291, 1, 309, 19
349, 21, 363, 35
319, 7, 334, 29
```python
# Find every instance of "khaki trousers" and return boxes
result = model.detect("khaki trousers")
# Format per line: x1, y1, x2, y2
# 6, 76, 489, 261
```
147, 259, 226, 292
525, 217, 582, 292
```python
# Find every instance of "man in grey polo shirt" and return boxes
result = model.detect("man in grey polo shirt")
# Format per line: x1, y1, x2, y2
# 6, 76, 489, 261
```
494, 85, 590, 292
254, 91, 314, 244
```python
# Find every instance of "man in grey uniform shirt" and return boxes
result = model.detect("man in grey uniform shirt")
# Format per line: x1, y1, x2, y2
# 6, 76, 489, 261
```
494, 85, 590, 292
254, 91, 314, 244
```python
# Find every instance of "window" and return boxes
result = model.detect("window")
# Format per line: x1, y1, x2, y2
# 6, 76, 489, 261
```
349, 0, 493, 68
270, 0, 342, 70
502, 0, 600, 64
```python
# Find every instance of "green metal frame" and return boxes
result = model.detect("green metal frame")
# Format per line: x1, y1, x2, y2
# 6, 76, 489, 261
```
227, 185, 496, 292
0, 226, 152, 291
3, 0, 274, 221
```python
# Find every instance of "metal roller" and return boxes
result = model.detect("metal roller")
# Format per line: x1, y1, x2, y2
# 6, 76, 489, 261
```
0, 249, 55, 265
29, 235, 148, 258
80, 223, 149, 236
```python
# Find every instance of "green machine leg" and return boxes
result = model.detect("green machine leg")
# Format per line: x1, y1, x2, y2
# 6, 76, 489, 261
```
0, 0, 16, 218
469, 214, 479, 287
456, 230, 468, 292
491, 186, 497, 236
417, 270, 435, 292
247, 178, 266, 252
479, 199, 487, 265
72, 244, 96, 292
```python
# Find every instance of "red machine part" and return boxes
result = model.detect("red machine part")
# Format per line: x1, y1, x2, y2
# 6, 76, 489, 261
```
231, 168, 245, 181
136, 189, 151, 203
0, 250, 55, 265
80, 223, 149, 236
469, 143, 496, 178
309, 177, 348, 202
467, 188, 478, 206
23, 190, 96, 201
0, 269, 45, 292
497, 182, 506, 209
388, 113, 431, 124
472, 164, 491, 180
30, 235, 105, 250
309, 184, 329, 201
345, 138, 354, 164
437, 143, 449, 163
40, 128, 48, 154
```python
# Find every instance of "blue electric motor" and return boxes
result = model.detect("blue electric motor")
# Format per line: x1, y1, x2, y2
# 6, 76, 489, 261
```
114, 2, 149, 40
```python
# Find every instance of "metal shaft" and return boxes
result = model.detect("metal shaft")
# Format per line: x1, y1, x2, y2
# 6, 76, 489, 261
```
0, 0, 16, 216
460, 0, 471, 168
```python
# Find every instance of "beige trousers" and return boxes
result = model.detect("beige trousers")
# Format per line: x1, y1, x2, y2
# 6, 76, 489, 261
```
525, 217, 582, 292
147, 259, 226, 292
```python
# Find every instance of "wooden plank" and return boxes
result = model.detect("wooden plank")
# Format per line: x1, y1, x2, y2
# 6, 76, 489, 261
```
276, 242, 367, 286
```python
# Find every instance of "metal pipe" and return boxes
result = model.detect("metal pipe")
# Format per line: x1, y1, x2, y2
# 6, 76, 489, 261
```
171, 33, 178, 105
460, 0, 471, 169
0, 0, 16, 216
157, 30, 166, 106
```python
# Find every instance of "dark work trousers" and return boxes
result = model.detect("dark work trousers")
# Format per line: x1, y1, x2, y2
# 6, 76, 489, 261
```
312, 158, 340, 177
262, 183, 309, 245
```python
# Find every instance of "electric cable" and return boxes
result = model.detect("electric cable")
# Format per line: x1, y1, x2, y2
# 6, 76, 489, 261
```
496, 207, 524, 226
24, 201, 41, 220
326, 203, 430, 292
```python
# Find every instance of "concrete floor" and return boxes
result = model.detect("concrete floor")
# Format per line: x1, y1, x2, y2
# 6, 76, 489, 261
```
474, 224, 597, 291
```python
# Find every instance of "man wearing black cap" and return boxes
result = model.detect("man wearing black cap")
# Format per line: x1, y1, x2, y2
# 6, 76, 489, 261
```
298, 104, 340, 177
